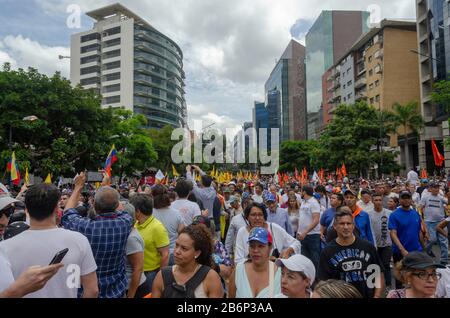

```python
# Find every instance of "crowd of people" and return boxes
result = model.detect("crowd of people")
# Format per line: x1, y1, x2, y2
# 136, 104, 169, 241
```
0, 165, 449, 299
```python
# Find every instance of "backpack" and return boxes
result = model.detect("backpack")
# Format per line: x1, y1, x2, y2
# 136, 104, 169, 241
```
161, 265, 211, 298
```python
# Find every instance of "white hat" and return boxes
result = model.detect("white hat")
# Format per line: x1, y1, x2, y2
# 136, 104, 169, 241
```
276, 254, 316, 285
0, 183, 19, 211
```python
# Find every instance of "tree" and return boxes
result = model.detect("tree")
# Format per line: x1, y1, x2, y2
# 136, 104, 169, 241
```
0, 64, 115, 178
317, 102, 400, 176
391, 101, 424, 171
147, 125, 178, 171
279, 140, 318, 172
109, 108, 158, 182
431, 79, 450, 147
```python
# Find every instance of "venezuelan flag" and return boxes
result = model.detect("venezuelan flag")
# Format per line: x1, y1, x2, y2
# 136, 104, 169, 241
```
7, 152, 21, 186
104, 145, 118, 177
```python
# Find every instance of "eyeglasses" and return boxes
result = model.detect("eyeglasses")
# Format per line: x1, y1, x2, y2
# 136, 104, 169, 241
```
411, 271, 442, 281
249, 214, 264, 219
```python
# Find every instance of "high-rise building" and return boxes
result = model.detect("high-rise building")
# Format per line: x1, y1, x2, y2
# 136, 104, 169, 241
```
70, 3, 186, 129
306, 10, 369, 139
264, 39, 306, 142
324, 20, 421, 170
252, 101, 269, 149
416, 0, 449, 171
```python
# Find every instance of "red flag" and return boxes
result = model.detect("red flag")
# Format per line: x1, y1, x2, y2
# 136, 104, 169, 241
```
294, 167, 299, 181
420, 168, 428, 179
283, 173, 289, 182
431, 139, 445, 167
341, 163, 347, 177
277, 171, 283, 187
302, 167, 308, 180
336, 167, 342, 180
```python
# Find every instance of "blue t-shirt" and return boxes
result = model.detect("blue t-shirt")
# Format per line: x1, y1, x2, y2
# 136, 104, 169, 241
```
320, 208, 336, 228
388, 207, 423, 255
354, 211, 375, 245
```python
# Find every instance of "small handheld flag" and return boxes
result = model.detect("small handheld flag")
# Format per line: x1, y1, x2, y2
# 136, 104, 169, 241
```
7, 152, 21, 186
104, 145, 118, 177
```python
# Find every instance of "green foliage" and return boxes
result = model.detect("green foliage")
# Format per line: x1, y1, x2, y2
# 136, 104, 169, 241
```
279, 140, 318, 172
0, 64, 160, 179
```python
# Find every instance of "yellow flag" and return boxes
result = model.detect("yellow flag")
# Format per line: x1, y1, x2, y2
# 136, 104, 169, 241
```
210, 166, 215, 177
172, 164, 179, 177
44, 174, 52, 184
220, 215, 226, 240
24, 167, 30, 186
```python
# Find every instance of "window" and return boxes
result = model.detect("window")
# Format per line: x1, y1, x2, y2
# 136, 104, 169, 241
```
343, 84, 346, 89
369, 83, 374, 90
81, 33, 100, 43
80, 55, 100, 64
152, 88, 160, 96
375, 80, 380, 87
369, 69, 373, 77
348, 93, 352, 99
81, 43, 100, 54
343, 97, 347, 102
103, 38, 121, 48
80, 66, 100, 75
80, 77, 100, 86
103, 95, 121, 104
103, 26, 121, 37
347, 80, 352, 86
370, 98, 374, 104
347, 68, 351, 74
103, 49, 120, 59
103, 60, 120, 70
375, 95, 380, 102
368, 55, 373, 62
103, 72, 121, 82
102, 84, 120, 93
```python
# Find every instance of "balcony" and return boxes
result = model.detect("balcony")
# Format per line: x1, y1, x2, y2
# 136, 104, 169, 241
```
355, 92, 368, 101
357, 67, 366, 77
355, 77, 367, 89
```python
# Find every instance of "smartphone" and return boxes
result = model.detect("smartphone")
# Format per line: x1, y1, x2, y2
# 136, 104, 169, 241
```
49, 248, 69, 265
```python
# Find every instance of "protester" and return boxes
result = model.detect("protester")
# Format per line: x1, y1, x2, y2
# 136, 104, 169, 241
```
151, 225, 224, 298
252, 183, 264, 204
298, 185, 321, 270
186, 165, 216, 219
315, 185, 330, 210
131, 193, 170, 293
320, 193, 344, 243
275, 254, 315, 298
2, 182, 98, 298
224, 201, 249, 258
311, 279, 362, 298
234, 202, 301, 265
387, 197, 399, 211
318, 209, 384, 298
407, 168, 420, 187
152, 184, 185, 265
436, 265, 450, 298
62, 173, 131, 298
286, 193, 300, 236
419, 182, 448, 265
357, 190, 374, 212
266, 193, 293, 236
171, 179, 201, 226
0, 249, 63, 298
387, 251, 445, 298
343, 189, 375, 245
228, 227, 281, 298
0, 190, 18, 240
368, 193, 393, 288
191, 216, 232, 281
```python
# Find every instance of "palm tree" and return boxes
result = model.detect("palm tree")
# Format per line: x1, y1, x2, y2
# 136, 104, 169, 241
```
392, 101, 424, 172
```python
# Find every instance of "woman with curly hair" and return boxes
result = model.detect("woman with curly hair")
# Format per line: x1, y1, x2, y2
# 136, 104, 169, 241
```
151, 225, 224, 298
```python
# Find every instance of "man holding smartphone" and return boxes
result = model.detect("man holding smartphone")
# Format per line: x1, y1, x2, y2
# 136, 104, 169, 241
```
0, 183, 98, 298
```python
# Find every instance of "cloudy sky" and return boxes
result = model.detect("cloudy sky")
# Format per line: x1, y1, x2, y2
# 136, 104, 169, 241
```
0, 0, 416, 134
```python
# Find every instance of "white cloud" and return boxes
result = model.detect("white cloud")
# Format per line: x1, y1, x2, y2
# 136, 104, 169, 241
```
27, 0, 417, 129
0, 35, 70, 77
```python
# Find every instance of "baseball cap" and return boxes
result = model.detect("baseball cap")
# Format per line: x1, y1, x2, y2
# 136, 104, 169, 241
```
229, 195, 239, 203
228, 181, 236, 186
399, 190, 412, 199
402, 251, 445, 269
276, 255, 316, 285
248, 227, 272, 245
421, 178, 429, 183
0, 184, 19, 211
265, 193, 276, 202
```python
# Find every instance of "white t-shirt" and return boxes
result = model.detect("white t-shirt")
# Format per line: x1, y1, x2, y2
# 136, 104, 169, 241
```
407, 170, 420, 186
0, 249, 14, 294
170, 199, 201, 226
252, 194, 264, 204
0, 228, 97, 298
298, 197, 321, 235
153, 207, 185, 253
436, 266, 450, 298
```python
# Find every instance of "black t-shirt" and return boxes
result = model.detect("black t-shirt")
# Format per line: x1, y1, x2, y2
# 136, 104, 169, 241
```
318, 237, 384, 298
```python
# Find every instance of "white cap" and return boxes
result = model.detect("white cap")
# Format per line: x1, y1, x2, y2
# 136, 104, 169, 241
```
276, 254, 316, 285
